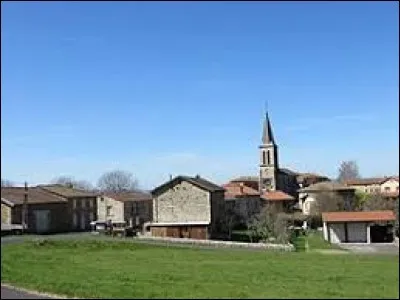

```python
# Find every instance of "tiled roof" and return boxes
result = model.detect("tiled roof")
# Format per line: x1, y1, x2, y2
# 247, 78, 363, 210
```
344, 176, 399, 186
152, 175, 224, 195
103, 191, 152, 202
261, 190, 294, 201
222, 182, 260, 199
322, 211, 396, 222
344, 178, 387, 186
299, 181, 354, 192
1, 187, 67, 205
38, 184, 99, 198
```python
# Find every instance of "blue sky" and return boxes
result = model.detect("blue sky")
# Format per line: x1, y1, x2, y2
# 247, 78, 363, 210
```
1, 1, 399, 189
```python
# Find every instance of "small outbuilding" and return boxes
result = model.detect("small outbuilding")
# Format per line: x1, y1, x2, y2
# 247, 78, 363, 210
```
322, 210, 396, 244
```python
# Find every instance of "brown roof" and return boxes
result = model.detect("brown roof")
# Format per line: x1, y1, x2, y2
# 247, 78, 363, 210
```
38, 184, 99, 198
152, 175, 224, 195
1, 187, 67, 205
299, 181, 354, 192
222, 183, 260, 199
322, 211, 396, 223
261, 190, 294, 201
344, 176, 399, 186
103, 191, 152, 202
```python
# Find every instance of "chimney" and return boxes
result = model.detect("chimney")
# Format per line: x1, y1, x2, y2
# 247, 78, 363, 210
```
195, 174, 200, 179
169, 174, 172, 181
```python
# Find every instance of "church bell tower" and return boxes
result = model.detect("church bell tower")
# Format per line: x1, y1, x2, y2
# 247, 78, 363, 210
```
259, 110, 279, 192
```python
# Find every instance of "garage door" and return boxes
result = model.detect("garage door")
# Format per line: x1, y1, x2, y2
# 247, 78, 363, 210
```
347, 222, 367, 243
329, 223, 345, 244
34, 210, 50, 233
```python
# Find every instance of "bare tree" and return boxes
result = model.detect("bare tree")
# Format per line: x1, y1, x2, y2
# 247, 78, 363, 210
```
97, 170, 138, 193
337, 160, 360, 182
314, 189, 346, 213
1, 178, 14, 187
52, 176, 94, 191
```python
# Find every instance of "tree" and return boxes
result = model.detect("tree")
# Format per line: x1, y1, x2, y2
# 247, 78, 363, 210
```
97, 170, 138, 193
360, 192, 395, 212
314, 188, 346, 213
1, 178, 14, 187
52, 176, 94, 191
247, 203, 290, 243
337, 160, 360, 182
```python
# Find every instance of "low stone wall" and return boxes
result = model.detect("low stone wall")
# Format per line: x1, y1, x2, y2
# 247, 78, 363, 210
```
136, 235, 294, 252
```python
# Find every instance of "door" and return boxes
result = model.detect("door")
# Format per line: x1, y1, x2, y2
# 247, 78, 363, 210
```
34, 210, 50, 233
347, 222, 367, 243
80, 213, 86, 230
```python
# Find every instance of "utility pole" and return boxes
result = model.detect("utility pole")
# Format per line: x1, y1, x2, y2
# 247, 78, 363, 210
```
22, 181, 28, 232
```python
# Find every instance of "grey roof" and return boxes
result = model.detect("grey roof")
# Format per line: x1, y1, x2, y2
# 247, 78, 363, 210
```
261, 112, 275, 144
299, 181, 355, 193
38, 184, 99, 198
151, 175, 224, 195
279, 168, 298, 176
230, 176, 259, 182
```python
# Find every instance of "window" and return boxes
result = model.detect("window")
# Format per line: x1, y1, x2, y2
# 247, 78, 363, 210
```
262, 151, 266, 165
106, 205, 112, 217
89, 199, 94, 208
81, 199, 86, 209
385, 187, 390, 192
267, 150, 271, 165
72, 199, 77, 209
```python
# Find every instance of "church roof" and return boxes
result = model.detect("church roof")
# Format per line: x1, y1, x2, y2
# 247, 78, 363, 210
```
261, 112, 275, 144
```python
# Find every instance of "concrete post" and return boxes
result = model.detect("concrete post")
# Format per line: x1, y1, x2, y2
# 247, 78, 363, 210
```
367, 223, 371, 244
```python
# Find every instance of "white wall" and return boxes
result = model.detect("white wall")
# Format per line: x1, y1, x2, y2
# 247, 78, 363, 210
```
329, 223, 346, 244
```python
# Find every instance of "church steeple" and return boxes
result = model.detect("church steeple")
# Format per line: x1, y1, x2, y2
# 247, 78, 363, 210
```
262, 112, 275, 145
259, 107, 279, 192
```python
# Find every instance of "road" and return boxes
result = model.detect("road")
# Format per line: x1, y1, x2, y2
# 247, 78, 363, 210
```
1, 286, 55, 299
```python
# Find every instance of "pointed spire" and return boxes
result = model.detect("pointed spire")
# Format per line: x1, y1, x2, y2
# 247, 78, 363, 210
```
261, 103, 275, 144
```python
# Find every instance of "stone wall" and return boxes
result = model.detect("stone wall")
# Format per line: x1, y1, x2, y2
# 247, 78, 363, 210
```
153, 181, 211, 223
1, 203, 11, 224
137, 235, 294, 252
97, 196, 124, 222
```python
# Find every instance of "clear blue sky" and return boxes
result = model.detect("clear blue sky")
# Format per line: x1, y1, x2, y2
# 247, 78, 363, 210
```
1, 1, 399, 189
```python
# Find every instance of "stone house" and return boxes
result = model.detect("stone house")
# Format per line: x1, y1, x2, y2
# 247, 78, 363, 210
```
37, 184, 100, 231
149, 175, 225, 240
97, 191, 152, 229
1, 187, 70, 233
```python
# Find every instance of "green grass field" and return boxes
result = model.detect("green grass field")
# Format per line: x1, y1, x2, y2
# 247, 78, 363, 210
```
1, 239, 398, 299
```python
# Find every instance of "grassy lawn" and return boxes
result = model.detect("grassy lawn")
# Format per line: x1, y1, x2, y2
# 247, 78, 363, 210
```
305, 230, 343, 251
1, 239, 398, 299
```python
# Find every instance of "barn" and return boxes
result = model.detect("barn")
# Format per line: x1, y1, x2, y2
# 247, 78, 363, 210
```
322, 210, 396, 244
149, 175, 226, 240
